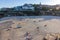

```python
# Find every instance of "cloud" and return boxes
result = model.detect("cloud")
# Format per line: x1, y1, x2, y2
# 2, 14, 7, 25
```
51, 0, 60, 5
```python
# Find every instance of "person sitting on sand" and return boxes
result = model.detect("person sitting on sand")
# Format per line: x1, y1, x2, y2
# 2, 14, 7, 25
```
43, 37, 47, 40
36, 27, 40, 34
55, 36, 58, 40
44, 25, 47, 27
24, 32, 30, 37
25, 32, 32, 40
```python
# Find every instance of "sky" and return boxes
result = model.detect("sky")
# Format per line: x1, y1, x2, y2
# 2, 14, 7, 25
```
0, 0, 60, 8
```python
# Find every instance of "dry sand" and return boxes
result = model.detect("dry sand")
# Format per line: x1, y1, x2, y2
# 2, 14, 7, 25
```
0, 16, 60, 40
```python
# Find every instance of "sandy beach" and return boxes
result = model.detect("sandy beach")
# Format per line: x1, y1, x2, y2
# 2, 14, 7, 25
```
0, 16, 60, 40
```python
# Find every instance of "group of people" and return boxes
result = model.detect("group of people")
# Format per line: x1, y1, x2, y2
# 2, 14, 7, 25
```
24, 27, 40, 40
24, 25, 60, 40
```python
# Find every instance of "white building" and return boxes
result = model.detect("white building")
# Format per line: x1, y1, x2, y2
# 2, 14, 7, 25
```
14, 4, 34, 11
22, 4, 34, 11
